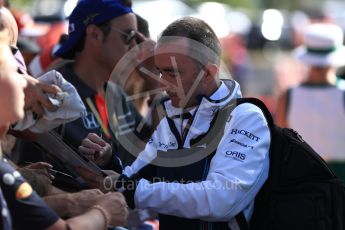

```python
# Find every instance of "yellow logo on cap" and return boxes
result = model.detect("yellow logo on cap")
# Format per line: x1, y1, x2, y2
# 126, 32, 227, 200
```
16, 182, 33, 199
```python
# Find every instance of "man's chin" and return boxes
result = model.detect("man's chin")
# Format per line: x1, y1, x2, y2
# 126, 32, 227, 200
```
170, 99, 180, 108
170, 96, 191, 108
0, 124, 9, 139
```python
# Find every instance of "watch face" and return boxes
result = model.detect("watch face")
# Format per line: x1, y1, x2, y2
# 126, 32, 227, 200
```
106, 36, 232, 167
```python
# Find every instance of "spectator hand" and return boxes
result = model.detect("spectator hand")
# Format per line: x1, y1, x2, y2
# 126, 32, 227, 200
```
78, 133, 112, 167
68, 189, 104, 217
23, 74, 61, 118
19, 162, 55, 196
136, 35, 159, 83
76, 167, 112, 193
135, 34, 163, 103
23, 161, 54, 180
96, 192, 128, 227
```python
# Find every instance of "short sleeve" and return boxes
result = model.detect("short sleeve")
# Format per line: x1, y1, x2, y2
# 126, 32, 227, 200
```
0, 159, 59, 230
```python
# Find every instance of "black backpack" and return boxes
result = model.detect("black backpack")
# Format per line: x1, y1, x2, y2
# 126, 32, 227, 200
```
232, 98, 345, 230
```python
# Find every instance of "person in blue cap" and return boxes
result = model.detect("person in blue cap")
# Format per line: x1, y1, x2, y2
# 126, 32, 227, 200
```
15, 0, 156, 190
54, 0, 156, 170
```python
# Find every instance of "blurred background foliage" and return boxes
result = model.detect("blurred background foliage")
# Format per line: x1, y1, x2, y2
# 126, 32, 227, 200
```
9, 0, 345, 108
10, 0, 321, 10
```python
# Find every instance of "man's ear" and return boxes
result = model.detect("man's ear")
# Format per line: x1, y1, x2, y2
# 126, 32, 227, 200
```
86, 24, 102, 42
203, 63, 219, 83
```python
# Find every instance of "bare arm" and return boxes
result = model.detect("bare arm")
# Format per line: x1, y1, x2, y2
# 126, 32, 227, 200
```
44, 189, 104, 218
47, 210, 107, 230
47, 192, 128, 230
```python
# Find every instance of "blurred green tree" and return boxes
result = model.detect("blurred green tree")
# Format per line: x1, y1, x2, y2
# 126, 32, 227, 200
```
9, 0, 31, 9
183, 0, 256, 8
183, 0, 303, 10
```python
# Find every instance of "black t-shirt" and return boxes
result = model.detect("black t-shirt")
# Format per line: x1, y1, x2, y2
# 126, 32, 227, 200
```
0, 159, 59, 230
0, 187, 12, 230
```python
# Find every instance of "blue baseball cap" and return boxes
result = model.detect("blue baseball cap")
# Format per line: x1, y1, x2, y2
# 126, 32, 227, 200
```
55, 0, 133, 59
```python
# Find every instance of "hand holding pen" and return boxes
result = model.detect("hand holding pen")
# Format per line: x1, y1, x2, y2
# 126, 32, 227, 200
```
78, 133, 113, 167
24, 161, 73, 180
24, 161, 55, 181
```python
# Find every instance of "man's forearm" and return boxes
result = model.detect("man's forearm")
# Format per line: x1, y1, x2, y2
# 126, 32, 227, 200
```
44, 193, 76, 218
44, 189, 104, 218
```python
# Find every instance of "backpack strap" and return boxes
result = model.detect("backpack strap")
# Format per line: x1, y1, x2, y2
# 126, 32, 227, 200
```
234, 98, 274, 230
190, 100, 237, 147
236, 98, 274, 128
285, 88, 292, 120
235, 212, 250, 230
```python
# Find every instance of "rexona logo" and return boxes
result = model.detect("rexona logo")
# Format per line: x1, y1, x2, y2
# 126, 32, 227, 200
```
225, 151, 246, 162
229, 139, 254, 149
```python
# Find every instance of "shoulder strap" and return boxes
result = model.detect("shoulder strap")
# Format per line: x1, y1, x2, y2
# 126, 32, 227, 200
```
235, 212, 250, 230
236, 98, 274, 128
234, 98, 273, 230
285, 88, 292, 119
189, 100, 237, 147
192, 97, 274, 149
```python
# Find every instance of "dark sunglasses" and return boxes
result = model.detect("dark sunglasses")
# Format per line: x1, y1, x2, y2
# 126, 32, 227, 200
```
112, 28, 137, 45
10, 46, 18, 55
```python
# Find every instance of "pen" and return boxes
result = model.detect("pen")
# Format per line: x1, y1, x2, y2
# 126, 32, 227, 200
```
49, 169, 73, 179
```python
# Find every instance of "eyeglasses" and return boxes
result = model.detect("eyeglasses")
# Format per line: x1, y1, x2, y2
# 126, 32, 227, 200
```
112, 28, 137, 45
10, 46, 18, 55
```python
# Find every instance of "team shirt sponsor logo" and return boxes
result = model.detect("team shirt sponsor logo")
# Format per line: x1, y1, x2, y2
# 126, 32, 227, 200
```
230, 129, 260, 142
158, 141, 177, 149
225, 150, 246, 162
82, 112, 100, 129
229, 139, 254, 149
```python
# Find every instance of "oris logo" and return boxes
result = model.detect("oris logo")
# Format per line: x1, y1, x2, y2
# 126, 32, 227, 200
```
225, 151, 246, 162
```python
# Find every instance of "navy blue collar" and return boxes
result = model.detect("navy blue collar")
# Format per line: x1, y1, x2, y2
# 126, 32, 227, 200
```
58, 62, 97, 99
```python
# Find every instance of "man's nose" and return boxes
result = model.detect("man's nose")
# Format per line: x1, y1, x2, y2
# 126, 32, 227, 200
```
160, 74, 177, 89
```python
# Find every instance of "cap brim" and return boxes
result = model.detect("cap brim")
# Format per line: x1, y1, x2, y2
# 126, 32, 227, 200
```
54, 32, 83, 59
293, 46, 345, 67
54, 0, 133, 59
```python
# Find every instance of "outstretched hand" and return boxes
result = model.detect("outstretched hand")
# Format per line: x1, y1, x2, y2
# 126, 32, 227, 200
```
96, 192, 129, 227
78, 133, 112, 166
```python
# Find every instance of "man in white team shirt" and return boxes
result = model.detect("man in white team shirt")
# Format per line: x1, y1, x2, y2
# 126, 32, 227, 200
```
79, 17, 271, 230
